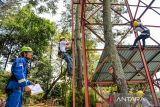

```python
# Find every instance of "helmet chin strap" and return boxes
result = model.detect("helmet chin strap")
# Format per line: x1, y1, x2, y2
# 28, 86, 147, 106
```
24, 53, 29, 59
23, 52, 32, 60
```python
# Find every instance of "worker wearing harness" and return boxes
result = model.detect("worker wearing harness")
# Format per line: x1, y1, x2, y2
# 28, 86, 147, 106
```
5, 46, 33, 107
135, 90, 152, 107
59, 37, 72, 76
130, 21, 150, 50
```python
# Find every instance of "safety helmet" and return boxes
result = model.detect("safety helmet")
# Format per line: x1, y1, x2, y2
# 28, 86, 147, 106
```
128, 90, 133, 95
111, 84, 117, 92
136, 90, 144, 97
60, 37, 65, 41
133, 21, 139, 27
21, 46, 33, 53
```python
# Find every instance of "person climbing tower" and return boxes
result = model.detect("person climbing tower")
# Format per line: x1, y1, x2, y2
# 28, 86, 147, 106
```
58, 37, 72, 76
129, 20, 150, 50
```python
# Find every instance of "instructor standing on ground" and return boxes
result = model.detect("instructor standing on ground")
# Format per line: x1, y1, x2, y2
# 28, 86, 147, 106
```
5, 46, 34, 107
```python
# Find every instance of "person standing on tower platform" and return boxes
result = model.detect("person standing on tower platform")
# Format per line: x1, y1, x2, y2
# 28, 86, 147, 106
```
129, 20, 150, 50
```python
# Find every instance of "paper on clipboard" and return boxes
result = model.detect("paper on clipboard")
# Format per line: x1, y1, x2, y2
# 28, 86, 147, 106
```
28, 84, 43, 95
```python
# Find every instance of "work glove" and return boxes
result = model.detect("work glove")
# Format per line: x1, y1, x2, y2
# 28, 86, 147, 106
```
24, 86, 31, 92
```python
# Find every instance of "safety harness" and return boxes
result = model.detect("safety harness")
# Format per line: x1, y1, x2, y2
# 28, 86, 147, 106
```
58, 43, 65, 59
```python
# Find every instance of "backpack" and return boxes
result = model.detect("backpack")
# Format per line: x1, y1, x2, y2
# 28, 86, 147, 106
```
5, 74, 18, 95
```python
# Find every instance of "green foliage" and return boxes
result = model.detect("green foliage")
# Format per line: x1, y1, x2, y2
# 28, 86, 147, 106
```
75, 91, 83, 106
28, 0, 58, 14
89, 89, 98, 107
65, 88, 98, 107
0, 0, 57, 18
0, 70, 11, 98
23, 92, 44, 105
23, 56, 56, 104
0, 71, 11, 92
0, 0, 21, 18
54, 31, 72, 42
0, 4, 56, 60
60, 2, 72, 32
30, 56, 53, 92
66, 91, 72, 107
50, 83, 62, 98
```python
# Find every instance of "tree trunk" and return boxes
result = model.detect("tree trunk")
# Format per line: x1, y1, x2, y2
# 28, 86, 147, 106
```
49, 35, 53, 63
103, 0, 128, 107
75, 4, 83, 107
4, 45, 12, 70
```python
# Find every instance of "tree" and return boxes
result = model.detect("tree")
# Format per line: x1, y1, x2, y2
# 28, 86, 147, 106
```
30, 55, 64, 99
0, 4, 56, 69
0, 0, 21, 18
74, 4, 83, 107
28, 0, 58, 14
103, 0, 128, 106
0, 0, 58, 17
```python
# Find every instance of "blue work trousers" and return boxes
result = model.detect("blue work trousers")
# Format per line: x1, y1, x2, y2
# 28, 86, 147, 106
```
64, 52, 72, 74
132, 30, 150, 48
5, 89, 23, 107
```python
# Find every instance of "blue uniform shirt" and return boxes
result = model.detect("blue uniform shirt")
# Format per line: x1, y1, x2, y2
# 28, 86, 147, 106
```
7, 57, 31, 90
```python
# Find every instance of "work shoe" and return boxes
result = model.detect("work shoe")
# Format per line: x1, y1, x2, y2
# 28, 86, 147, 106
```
129, 46, 137, 50
141, 47, 145, 50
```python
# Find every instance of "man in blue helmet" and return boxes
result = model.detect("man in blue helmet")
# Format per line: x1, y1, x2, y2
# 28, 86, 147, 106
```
5, 46, 34, 107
